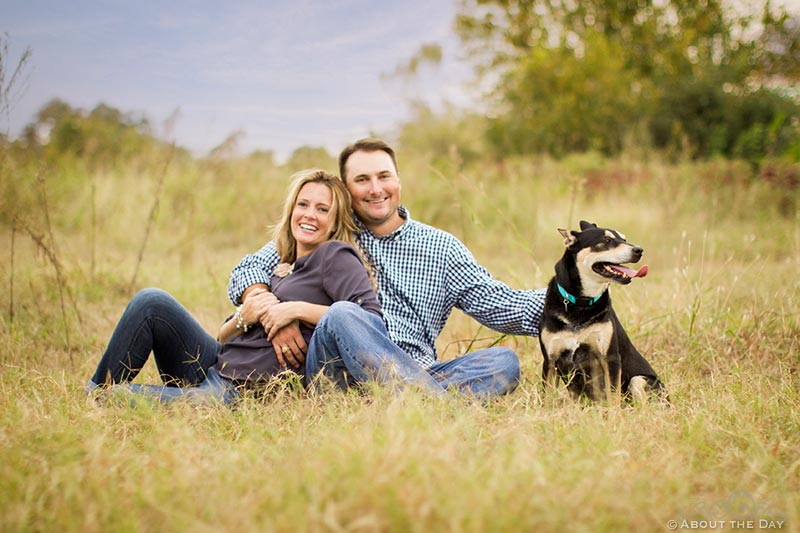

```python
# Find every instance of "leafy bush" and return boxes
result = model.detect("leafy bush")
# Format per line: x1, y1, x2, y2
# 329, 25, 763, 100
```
455, 0, 800, 163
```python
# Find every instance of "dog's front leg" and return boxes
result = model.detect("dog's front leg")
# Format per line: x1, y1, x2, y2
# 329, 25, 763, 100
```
540, 333, 573, 394
605, 354, 622, 406
542, 354, 560, 391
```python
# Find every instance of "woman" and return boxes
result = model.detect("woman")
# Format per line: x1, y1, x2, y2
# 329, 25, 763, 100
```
86, 169, 381, 404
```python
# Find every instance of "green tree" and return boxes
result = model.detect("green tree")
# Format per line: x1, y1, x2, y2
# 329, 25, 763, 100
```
486, 30, 651, 156
21, 99, 160, 166
455, 0, 800, 160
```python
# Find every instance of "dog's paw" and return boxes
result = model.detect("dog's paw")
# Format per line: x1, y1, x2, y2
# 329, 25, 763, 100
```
627, 375, 670, 405
628, 376, 648, 403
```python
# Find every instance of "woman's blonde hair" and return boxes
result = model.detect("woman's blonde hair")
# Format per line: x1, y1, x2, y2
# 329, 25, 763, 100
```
272, 168, 359, 263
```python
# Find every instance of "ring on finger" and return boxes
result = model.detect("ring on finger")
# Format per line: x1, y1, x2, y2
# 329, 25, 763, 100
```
281, 345, 290, 354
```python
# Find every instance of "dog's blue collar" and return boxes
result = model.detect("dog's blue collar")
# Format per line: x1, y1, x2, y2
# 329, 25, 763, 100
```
557, 283, 604, 308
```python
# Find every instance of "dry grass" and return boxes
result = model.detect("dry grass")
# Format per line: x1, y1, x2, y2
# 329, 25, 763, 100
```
0, 149, 798, 532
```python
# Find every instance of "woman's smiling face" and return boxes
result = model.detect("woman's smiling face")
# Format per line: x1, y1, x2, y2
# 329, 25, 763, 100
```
292, 181, 334, 257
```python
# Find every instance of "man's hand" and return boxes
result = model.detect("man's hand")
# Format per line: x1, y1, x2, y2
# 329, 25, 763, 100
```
265, 320, 307, 368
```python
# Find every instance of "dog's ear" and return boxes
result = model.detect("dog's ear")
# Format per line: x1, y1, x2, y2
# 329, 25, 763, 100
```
579, 220, 597, 231
558, 228, 577, 247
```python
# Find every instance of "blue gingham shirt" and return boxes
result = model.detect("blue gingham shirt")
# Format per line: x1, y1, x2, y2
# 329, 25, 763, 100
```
228, 206, 546, 368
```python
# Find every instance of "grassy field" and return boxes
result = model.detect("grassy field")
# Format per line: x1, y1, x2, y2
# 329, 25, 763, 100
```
1, 148, 798, 532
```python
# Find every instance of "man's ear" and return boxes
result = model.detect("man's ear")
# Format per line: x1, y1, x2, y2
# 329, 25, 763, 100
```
558, 228, 577, 247
579, 220, 597, 231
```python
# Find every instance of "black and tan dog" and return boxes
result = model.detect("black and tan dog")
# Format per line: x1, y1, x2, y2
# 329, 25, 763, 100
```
539, 221, 665, 403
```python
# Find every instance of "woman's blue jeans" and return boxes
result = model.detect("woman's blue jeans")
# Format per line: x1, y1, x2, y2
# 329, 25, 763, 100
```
102, 366, 239, 404
86, 288, 236, 403
305, 302, 521, 398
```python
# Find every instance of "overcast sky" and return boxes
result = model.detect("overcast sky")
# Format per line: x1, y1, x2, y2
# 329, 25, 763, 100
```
3, 0, 475, 161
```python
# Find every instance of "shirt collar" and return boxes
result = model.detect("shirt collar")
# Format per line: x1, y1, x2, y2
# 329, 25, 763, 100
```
355, 205, 412, 240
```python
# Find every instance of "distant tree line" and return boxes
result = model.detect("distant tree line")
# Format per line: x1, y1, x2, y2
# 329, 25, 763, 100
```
16, 98, 173, 167
13, 98, 336, 171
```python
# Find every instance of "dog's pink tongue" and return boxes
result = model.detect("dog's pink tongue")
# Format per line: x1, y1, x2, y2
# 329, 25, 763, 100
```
615, 265, 649, 278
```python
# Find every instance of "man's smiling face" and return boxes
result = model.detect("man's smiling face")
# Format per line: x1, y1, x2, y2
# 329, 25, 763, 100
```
343, 149, 403, 236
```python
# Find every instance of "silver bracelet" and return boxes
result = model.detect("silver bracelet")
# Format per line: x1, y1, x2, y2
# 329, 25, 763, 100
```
234, 305, 253, 332
234, 305, 245, 330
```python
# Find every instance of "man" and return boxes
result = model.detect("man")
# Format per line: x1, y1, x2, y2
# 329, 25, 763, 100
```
228, 138, 546, 397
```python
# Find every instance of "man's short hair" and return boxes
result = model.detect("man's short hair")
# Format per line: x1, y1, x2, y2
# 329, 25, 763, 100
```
338, 138, 399, 183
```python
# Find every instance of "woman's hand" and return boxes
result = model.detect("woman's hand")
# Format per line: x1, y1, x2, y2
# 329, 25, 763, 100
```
261, 301, 300, 336
261, 302, 302, 367
263, 301, 334, 368
269, 321, 307, 369
240, 288, 278, 326
260, 301, 330, 368
217, 288, 279, 344
259, 302, 303, 367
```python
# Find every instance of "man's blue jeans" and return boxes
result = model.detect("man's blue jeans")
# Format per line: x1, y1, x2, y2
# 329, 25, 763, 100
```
305, 302, 521, 397
86, 288, 228, 402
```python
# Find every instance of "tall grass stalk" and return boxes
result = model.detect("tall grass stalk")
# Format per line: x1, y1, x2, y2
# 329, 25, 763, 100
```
129, 142, 175, 291
0, 33, 32, 131
36, 167, 84, 327
8, 224, 14, 323
90, 175, 96, 279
